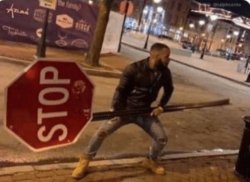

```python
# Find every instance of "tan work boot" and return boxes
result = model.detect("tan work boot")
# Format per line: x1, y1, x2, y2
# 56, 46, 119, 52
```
141, 158, 166, 175
72, 155, 90, 179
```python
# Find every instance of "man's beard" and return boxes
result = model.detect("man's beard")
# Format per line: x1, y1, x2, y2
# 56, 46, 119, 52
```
156, 59, 167, 69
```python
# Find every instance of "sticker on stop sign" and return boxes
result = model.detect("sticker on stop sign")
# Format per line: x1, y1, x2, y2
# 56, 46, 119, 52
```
4, 60, 94, 152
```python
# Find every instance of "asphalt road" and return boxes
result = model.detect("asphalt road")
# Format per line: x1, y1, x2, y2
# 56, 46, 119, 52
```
0, 45, 249, 166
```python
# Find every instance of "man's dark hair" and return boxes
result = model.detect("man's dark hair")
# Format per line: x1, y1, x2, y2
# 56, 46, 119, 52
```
150, 43, 170, 52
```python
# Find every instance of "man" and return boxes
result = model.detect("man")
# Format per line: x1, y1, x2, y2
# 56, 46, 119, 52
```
72, 43, 174, 179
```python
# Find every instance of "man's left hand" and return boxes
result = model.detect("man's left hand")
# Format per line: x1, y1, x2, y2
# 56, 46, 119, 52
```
151, 106, 164, 117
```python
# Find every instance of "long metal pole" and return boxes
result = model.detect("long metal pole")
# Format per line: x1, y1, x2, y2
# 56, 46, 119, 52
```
92, 98, 230, 121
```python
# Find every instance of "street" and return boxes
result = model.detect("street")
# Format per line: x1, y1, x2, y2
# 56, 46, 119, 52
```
0, 44, 249, 167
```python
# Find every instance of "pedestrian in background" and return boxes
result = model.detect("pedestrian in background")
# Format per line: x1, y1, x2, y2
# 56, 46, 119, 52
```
72, 43, 174, 179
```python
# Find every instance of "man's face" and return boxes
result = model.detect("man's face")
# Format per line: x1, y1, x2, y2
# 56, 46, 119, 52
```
156, 48, 170, 66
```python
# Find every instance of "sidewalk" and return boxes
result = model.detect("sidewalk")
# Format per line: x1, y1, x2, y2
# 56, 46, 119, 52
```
171, 53, 250, 87
0, 153, 248, 182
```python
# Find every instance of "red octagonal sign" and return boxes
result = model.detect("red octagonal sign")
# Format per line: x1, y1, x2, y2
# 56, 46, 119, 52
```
4, 60, 94, 152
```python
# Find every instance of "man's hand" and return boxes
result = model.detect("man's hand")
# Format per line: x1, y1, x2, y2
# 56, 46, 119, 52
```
151, 106, 164, 117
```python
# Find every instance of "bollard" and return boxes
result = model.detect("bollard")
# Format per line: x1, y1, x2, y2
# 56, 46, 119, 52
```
235, 116, 250, 179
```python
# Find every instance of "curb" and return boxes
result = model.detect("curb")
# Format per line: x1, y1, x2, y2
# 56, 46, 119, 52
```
0, 55, 122, 79
122, 42, 149, 54
83, 67, 121, 78
0, 56, 31, 66
0, 150, 238, 176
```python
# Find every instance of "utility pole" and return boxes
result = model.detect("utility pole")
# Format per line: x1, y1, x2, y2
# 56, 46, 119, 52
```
200, 15, 217, 60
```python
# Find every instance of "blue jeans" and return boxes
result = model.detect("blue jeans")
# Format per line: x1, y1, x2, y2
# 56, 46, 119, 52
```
84, 115, 168, 160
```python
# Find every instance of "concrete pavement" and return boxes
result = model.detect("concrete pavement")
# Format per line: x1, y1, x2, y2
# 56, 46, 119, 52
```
0, 152, 247, 182
169, 53, 249, 87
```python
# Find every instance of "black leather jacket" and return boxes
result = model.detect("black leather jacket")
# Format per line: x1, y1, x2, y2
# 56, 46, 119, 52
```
112, 58, 174, 110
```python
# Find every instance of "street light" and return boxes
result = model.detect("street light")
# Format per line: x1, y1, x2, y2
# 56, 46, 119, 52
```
226, 34, 232, 39
195, 20, 205, 51
157, 6, 163, 13
198, 20, 205, 26
210, 15, 218, 21
153, 0, 162, 3
143, 0, 162, 49
220, 39, 225, 49
189, 23, 195, 29
233, 31, 240, 36
88, 0, 93, 5
200, 15, 218, 59
232, 30, 240, 54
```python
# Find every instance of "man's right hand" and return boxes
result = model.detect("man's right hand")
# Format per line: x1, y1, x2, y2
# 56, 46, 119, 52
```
150, 106, 164, 117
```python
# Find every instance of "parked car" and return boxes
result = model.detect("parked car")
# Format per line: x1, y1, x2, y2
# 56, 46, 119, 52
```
231, 53, 244, 60
216, 49, 227, 57
158, 34, 173, 40
181, 41, 194, 50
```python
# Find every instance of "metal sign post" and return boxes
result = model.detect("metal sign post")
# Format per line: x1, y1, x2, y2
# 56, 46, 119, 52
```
118, 0, 133, 52
36, 8, 49, 58
36, 0, 57, 58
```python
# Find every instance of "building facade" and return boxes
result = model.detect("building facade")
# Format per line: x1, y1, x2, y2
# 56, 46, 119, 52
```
164, 0, 191, 29
111, 0, 250, 56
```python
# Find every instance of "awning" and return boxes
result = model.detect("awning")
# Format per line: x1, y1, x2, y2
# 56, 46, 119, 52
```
192, 0, 250, 29
194, 0, 250, 18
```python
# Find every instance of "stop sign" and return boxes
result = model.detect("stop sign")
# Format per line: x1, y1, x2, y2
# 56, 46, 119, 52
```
119, 0, 134, 16
4, 60, 94, 152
